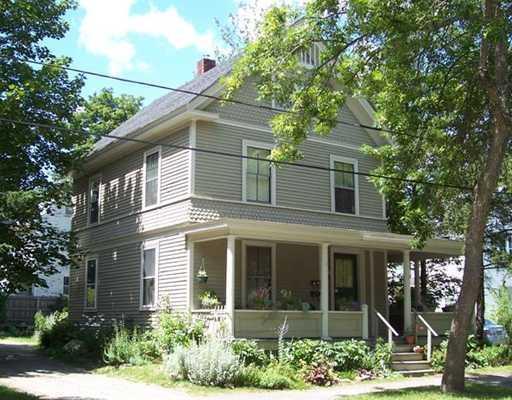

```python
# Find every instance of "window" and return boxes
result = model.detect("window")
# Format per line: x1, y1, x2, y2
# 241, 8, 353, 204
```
140, 242, 158, 308
143, 148, 161, 208
246, 246, 272, 308
333, 254, 359, 309
299, 44, 320, 68
63, 276, 69, 296
243, 141, 275, 205
507, 234, 512, 254
85, 257, 97, 309
88, 176, 101, 224
331, 156, 358, 215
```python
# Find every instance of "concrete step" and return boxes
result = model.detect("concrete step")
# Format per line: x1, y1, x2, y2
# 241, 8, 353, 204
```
391, 352, 424, 362
400, 369, 436, 377
391, 360, 432, 372
393, 344, 413, 352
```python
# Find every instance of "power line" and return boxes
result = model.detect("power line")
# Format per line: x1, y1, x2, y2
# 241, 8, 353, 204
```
0, 116, 473, 191
20, 57, 425, 140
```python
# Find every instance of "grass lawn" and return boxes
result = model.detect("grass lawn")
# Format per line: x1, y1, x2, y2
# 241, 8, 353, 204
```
348, 383, 512, 400
0, 335, 38, 346
0, 385, 39, 400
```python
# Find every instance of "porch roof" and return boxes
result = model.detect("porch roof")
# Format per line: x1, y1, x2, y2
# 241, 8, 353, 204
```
184, 218, 463, 258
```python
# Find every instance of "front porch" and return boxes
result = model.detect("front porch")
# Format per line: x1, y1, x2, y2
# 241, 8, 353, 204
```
185, 219, 462, 340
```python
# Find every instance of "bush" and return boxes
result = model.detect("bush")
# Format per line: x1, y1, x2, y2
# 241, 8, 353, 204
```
34, 310, 74, 349
493, 286, 512, 343
158, 311, 204, 352
165, 345, 188, 380
237, 362, 303, 389
302, 360, 340, 386
103, 325, 160, 366
231, 339, 268, 366
367, 339, 393, 376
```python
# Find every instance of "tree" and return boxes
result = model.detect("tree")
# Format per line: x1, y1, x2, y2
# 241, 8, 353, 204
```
73, 88, 143, 140
225, 0, 511, 392
0, 0, 87, 294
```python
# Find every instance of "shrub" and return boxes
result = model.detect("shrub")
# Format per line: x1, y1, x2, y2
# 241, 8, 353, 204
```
231, 339, 268, 366
368, 338, 393, 375
157, 311, 204, 352
34, 310, 74, 349
493, 286, 512, 343
103, 325, 160, 366
302, 360, 340, 386
165, 345, 188, 380
237, 362, 302, 389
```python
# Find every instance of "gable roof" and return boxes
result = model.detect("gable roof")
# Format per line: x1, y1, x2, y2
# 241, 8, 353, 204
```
93, 60, 233, 154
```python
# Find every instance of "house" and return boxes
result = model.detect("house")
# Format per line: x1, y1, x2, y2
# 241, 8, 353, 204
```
70, 57, 462, 341
485, 233, 512, 318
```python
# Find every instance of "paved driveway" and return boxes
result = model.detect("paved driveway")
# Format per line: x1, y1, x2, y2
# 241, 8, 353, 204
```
0, 340, 510, 400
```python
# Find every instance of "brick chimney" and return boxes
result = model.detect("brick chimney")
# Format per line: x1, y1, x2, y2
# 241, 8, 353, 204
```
196, 57, 216, 75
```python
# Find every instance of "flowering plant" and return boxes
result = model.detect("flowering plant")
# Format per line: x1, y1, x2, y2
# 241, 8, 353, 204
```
413, 345, 424, 354
248, 287, 272, 309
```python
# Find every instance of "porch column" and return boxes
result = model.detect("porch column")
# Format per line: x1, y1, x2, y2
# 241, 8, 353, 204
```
414, 260, 422, 309
187, 239, 195, 311
319, 243, 329, 339
226, 235, 236, 337
403, 250, 412, 334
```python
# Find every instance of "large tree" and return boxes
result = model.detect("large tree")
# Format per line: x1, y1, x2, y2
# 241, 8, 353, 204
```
225, 0, 511, 392
0, 0, 87, 294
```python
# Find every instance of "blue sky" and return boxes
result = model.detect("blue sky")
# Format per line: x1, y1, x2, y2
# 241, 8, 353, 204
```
46, 0, 239, 105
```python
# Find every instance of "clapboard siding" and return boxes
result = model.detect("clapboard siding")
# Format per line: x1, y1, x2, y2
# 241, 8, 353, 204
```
72, 128, 191, 232
158, 233, 188, 310
194, 120, 385, 225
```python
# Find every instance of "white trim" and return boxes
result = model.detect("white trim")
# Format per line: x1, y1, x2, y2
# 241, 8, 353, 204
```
329, 246, 366, 310
308, 136, 366, 151
242, 240, 277, 308
369, 250, 375, 336
189, 120, 197, 195
139, 239, 160, 310
384, 250, 389, 319
87, 174, 102, 226
84, 255, 98, 311
330, 155, 360, 216
142, 146, 162, 211
242, 140, 277, 206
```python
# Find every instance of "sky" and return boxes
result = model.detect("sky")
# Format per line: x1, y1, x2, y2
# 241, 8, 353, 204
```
45, 0, 301, 105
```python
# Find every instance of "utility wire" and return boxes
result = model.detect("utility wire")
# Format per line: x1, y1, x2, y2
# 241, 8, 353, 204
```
0, 116, 473, 191
20, 57, 425, 140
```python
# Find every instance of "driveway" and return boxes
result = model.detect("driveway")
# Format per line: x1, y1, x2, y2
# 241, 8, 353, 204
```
0, 340, 511, 400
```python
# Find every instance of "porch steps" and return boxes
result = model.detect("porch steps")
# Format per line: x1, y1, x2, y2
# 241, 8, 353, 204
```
391, 344, 435, 377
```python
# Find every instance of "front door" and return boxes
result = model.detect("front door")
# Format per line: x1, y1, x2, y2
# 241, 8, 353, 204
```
333, 254, 359, 311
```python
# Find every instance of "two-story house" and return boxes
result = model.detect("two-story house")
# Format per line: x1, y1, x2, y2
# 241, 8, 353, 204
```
70, 57, 462, 340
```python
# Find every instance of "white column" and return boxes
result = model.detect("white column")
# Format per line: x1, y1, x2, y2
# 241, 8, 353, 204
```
187, 239, 195, 311
241, 243, 247, 309
403, 250, 412, 333
362, 304, 369, 339
226, 235, 236, 337
319, 243, 329, 339
369, 250, 375, 337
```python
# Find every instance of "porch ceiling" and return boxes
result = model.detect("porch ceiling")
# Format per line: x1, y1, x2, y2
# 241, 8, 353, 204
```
184, 219, 463, 257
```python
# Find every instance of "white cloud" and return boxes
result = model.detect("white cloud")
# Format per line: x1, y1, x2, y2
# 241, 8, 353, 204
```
79, 0, 216, 74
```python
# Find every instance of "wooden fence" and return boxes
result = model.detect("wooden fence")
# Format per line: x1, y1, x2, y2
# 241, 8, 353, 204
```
4, 295, 61, 325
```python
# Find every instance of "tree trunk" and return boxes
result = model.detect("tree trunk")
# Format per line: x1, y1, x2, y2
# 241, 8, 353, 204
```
441, 1, 510, 391
475, 254, 485, 345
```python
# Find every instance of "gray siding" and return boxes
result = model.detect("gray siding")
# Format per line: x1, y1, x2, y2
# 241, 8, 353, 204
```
158, 233, 188, 310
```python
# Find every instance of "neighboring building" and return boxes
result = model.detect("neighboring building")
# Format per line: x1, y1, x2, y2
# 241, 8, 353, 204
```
485, 234, 512, 318
70, 57, 462, 339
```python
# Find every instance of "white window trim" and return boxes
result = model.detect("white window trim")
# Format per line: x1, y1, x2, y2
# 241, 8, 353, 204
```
139, 240, 159, 311
242, 140, 277, 206
84, 255, 98, 311
330, 155, 359, 216
142, 146, 162, 210
299, 43, 321, 69
241, 240, 277, 309
87, 174, 102, 226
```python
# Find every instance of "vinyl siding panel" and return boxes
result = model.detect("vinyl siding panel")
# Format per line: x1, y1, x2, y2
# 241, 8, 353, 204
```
160, 128, 190, 203
158, 233, 188, 310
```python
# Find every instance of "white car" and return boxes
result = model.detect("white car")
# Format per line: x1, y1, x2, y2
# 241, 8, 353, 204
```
484, 319, 509, 345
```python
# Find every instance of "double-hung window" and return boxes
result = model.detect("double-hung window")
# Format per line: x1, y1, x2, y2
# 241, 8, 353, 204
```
85, 257, 98, 309
331, 156, 358, 215
143, 147, 161, 208
243, 141, 275, 205
140, 242, 158, 308
88, 176, 101, 224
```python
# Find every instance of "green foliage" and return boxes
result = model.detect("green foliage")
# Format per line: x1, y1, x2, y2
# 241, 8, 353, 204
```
302, 360, 340, 386
237, 362, 304, 390
493, 286, 512, 342
230, 339, 268, 367
34, 310, 73, 349
157, 311, 204, 352
197, 290, 220, 309
103, 325, 160, 366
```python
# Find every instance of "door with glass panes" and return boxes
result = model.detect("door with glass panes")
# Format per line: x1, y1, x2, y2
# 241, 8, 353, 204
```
332, 254, 359, 311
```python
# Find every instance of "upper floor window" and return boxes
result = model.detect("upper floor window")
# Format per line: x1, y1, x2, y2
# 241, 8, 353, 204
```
143, 147, 161, 208
85, 257, 98, 309
299, 44, 320, 68
331, 156, 359, 215
88, 176, 101, 225
243, 141, 276, 205
63, 276, 70, 296
506, 234, 512, 254
140, 241, 158, 308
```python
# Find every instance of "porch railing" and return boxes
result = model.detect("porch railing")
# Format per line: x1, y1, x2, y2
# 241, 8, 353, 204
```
375, 310, 399, 346
416, 314, 438, 361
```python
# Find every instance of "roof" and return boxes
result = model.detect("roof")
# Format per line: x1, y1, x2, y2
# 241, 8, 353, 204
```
93, 60, 233, 154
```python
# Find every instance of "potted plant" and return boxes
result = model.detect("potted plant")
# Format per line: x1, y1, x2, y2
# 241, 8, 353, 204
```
413, 345, 424, 354
404, 330, 416, 345
248, 287, 272, 310
198, 290, 220, 309
195, 257, 208, 283
279, 289, 302, 310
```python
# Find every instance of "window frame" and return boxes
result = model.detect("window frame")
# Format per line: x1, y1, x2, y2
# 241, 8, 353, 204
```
87, 175, 102, 225
142, 146, 162, 210
298, 43, 321, 68
139, 240, 159, 310
84, 256, 98, 311
242, 140, 276, 206
330, 155, 359, 216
